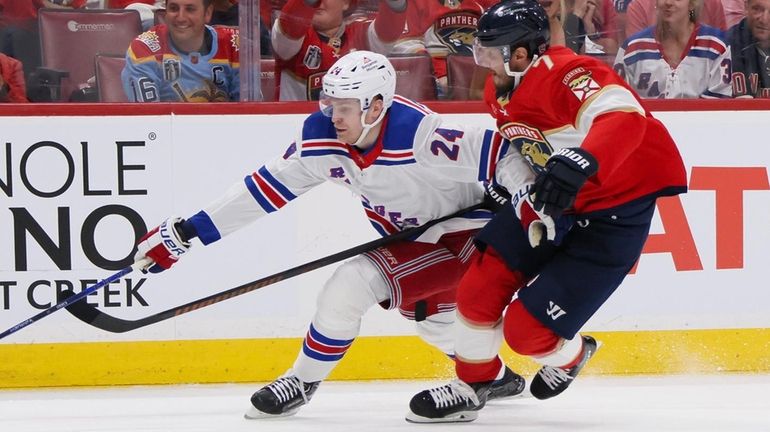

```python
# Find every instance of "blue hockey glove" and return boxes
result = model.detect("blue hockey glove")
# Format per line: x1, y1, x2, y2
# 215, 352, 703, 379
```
532, 147, 598, 218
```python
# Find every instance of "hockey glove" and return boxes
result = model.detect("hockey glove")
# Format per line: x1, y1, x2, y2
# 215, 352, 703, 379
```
513, 185, 556, 248
483, 181, 512, 213
532, 147, 598, 218
134, 217, 191, 274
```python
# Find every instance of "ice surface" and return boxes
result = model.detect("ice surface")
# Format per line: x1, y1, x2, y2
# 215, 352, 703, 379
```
1, 374, 768, 432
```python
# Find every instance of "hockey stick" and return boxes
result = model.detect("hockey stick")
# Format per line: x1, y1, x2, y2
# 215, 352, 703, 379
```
0, 258, 151, 340
63, 203, 487, 333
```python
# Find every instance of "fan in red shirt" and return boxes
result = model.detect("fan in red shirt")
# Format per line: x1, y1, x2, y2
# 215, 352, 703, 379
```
271, 0, 407, 100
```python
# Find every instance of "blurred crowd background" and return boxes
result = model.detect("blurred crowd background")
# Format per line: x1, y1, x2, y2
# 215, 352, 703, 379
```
0, 0, 767, 103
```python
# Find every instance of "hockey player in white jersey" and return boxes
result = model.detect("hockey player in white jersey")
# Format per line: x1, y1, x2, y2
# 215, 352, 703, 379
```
133, 50, 529, 419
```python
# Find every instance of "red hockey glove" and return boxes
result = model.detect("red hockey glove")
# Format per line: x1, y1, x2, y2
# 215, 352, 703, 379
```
532, 147, 598, 218
513, 185, 556, 248
135, 217, 191, 273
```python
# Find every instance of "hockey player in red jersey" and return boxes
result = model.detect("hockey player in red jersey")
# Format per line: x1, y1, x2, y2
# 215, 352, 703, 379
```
407, 0, 687, 423
272, 0, 407, 100
132, 50, 530, 419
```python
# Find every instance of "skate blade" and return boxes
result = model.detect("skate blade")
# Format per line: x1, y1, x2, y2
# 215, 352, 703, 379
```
243, 405, 300, 419
487, 389, 531, 402
404, 410, 478, 423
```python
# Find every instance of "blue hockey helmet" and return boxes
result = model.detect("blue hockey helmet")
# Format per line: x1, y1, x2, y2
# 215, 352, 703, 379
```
475, 0, 550, 59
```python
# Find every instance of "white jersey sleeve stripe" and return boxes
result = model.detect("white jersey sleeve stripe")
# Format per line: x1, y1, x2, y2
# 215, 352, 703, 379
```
478, 130, 508, 182
244, 174, 278, 213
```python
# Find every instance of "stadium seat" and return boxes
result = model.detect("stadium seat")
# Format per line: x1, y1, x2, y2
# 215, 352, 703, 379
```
37, 9, 142, 102
94, 54, 127, 102
446, 54, 490, 100
260, 58, 277, 102
388, 55, 437, 101
153, 8, 167, 26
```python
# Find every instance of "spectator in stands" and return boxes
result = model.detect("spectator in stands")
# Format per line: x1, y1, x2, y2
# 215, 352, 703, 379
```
272, 0, 407, 101
728, 0, 770, 97
206, 0, 273, 56
612, 0, 631, 42
625, 0, 727, 35
565, 0, 622, 54
0, 52, 28, 102
614, 0, 732, 98
122, 0, 239, 101
723, 0, 747, 28
0, 0, 85, 81
211, 0, 237, 25
391, 0, 498, 99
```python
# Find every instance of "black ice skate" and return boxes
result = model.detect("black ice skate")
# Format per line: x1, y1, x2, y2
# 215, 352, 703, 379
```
244, 372, 320, 418
530, 335, 598, 400
487, 366, 526, 400
406, 379, 490, 423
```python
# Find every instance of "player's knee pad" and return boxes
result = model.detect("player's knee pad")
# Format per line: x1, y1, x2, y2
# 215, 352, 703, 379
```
414, 311, 455, 355
314, 256, 389, 332
503, 300, 561, 357
454, 312, 503, 361
457, 251, 526, 325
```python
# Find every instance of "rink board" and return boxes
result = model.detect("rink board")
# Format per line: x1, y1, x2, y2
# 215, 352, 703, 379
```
1, 100, 769, 387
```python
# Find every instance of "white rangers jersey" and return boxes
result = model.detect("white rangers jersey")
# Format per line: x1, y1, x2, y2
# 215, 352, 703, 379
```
185, 96, 524, 245
613, 25, 733, 99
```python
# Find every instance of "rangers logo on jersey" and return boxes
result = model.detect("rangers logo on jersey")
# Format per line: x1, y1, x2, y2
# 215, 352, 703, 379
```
498, 122, 552, 169
565, 69, 601, 102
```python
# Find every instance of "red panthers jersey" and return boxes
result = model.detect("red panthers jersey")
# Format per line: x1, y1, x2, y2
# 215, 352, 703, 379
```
275, 20, 374, 101
484, 46, 687, 214
394, 0, 498, 77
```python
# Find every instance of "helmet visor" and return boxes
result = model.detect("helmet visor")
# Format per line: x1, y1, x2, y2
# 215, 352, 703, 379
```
319, 95, 362, 118
473, 38, 508, 69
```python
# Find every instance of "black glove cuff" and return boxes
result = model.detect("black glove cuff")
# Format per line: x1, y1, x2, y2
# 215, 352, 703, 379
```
549, 147, 598, 178
483, 181, 511, 212
178, 219, 198, 243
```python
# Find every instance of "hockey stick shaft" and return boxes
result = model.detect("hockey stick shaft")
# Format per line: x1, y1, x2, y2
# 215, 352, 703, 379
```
0, 258, 151, 340
64, 203, 487, 333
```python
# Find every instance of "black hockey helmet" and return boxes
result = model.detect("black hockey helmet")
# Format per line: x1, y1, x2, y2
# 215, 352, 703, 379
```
476, 0, 550, 59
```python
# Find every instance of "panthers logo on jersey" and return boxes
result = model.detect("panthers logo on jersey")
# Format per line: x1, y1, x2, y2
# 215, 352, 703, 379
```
498, 122, 552, 169
435, 11, 480, 55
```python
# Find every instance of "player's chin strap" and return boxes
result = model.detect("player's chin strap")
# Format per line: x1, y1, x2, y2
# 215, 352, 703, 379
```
351, 105, 388, 148
504, 54, 538, 90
